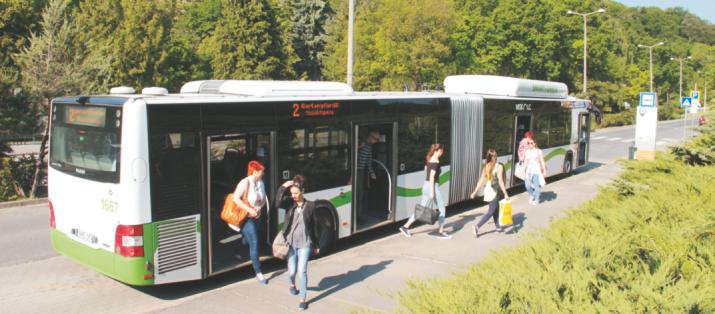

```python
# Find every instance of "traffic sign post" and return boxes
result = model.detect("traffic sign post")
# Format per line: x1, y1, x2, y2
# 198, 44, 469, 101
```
682, 97, 691, 139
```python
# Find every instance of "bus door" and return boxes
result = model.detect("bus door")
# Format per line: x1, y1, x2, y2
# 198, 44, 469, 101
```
577, 113, 590, 166
205, 131, 274, 275
511, 115, 532, 185
353, 123, 396, 232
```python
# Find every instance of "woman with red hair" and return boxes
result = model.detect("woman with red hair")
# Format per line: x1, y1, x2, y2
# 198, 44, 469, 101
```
518, 131, 534, 162
232, 160, 268, 284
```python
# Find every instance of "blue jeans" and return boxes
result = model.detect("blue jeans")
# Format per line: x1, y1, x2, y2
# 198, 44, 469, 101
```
287, 246, 311, 300
241, 218, 262, 275
526, 173, 541, 201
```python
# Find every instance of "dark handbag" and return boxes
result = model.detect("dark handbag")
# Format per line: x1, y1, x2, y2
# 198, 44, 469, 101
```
414, 200, 439, 225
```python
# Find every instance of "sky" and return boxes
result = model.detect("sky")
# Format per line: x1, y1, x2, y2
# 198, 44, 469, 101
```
615, 0, 714, 24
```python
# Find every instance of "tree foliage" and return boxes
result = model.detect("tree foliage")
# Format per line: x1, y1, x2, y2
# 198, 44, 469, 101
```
324, 0, 457, 91
285, 0, 332, 80
202, 0, 294, 80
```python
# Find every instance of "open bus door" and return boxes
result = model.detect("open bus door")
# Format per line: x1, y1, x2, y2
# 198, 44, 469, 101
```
577, 113, 590, 166
205, 131, 275, 275
511, 114, 532, 185
353, 123, 396, 232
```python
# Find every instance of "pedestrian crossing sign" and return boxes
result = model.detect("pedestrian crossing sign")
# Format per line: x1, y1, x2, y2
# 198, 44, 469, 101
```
681, 97, 692, 108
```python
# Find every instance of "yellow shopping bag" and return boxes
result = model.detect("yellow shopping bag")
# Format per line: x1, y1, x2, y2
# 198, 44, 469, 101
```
498, 199, 513, 226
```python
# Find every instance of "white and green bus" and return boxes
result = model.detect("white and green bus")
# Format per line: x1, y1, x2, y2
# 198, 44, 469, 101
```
48, 75, 599, 285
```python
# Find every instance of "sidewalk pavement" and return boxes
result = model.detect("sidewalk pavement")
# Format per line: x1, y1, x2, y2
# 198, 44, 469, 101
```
152, 161, 622, 314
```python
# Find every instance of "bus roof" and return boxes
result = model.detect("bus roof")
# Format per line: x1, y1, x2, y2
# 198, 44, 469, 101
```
53, 76, 583, 106
444, 75, 569, 99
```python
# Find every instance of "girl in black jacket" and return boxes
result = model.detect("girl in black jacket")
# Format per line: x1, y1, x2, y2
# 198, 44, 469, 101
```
276, 176, 320, 310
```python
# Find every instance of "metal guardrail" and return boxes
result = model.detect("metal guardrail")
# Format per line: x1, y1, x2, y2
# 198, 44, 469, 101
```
0, 134, 44, 144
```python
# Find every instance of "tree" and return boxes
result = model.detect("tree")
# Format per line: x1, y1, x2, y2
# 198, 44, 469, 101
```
324, 0, 457, 91
203, 0, 294, 80
15, 0, 85, 198
0, 0, 45, 150
107, 0, 176, 90
172, 0, 223, 83
0, 0, 47, 75
285, 0, 332, 80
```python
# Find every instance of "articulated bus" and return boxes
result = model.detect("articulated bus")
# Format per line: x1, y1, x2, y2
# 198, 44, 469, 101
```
48, 75, 599, 285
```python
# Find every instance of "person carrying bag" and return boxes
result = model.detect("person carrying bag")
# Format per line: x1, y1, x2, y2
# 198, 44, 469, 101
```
272, 175, 306, 260
226, 160, 268, 284
281, 181, 320, 310
398, 144, 451, 239
470, 149, 510, 238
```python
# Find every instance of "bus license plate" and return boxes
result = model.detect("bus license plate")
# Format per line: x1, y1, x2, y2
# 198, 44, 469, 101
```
71, 228, 98, 245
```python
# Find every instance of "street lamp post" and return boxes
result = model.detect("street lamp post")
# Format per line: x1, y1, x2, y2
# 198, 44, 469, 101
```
567, 8, 606, 95
346, 0, 355, 86
670, 56, 691, 99
637, 42, 665, 92
672, 56, 691, 139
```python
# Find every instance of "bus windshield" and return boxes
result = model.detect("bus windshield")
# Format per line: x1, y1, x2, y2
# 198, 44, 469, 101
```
49, 103, 122, 183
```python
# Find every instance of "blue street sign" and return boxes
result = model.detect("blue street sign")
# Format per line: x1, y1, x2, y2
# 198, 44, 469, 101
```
639, 92, 657, 107
691, 91, 699, 99
681, 97, 692, 108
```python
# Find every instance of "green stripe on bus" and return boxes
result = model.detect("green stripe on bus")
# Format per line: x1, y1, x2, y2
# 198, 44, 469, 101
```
396, 171, 451, 197
329, 191, 352, 208
51, 228, 153, 286
544, 148, 567, 161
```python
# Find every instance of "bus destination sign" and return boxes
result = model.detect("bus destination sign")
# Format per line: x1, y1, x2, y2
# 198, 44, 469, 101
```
66, 106, 107, 127
291, 102, 340, 118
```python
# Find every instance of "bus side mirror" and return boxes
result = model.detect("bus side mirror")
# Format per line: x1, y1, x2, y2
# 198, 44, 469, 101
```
590, 107, 602, 125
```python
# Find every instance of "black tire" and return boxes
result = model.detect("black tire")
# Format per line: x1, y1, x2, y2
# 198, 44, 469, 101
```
313, 201, 337, 255
563, 155, 573, 176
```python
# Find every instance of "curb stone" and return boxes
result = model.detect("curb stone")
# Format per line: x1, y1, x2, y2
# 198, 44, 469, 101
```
0, 198, 48, 210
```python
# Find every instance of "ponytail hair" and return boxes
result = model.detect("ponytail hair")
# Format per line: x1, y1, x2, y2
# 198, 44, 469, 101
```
425, 143, 443, 163
484, 149, 498, 180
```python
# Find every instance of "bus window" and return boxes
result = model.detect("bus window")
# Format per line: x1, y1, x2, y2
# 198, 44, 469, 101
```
49, 104, 122, 182
278, 124, 349, 192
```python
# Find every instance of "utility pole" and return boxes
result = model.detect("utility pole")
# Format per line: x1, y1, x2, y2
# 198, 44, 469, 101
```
637, 42, 665, 92
670, 56, 691, 99
567, 8, 606, 94
346, 0, 355, 87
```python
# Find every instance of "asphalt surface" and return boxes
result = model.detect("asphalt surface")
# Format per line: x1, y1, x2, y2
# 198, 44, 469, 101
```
0, 119, 696, 313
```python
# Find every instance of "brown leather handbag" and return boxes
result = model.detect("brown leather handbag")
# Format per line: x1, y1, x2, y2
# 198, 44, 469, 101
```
220, 193, 249, 227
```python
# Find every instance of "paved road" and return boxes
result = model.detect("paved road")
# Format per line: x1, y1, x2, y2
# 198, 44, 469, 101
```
0, 120, 695, 313
588, 118, 692, 164
7, 142, 41, 156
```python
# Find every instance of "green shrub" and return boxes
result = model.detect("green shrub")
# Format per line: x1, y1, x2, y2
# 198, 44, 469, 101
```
671, 109, 715, 165
0, 155, 38, 201
597, 110, 635, 129
595, 106, 683, 130
397, 158, 715, 312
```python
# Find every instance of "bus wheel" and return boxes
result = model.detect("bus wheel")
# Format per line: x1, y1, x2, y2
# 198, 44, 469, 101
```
314, 203, 337, 255
563, 156, 573, 176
